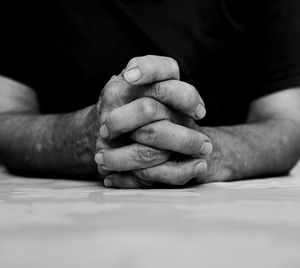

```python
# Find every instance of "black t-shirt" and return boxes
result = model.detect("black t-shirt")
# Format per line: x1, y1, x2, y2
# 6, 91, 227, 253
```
1, 0, 300, 125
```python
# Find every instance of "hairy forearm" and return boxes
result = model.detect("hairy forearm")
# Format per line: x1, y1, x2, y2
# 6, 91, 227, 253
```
197, 118, 300, 182
0, 105, 98, 177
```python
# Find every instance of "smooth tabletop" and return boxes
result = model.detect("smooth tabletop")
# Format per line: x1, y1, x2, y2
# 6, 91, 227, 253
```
1, 163, 300, 268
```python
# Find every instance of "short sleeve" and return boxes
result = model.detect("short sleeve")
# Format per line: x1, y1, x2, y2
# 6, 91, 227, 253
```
244, 0, 300, 99
0, 1, 39, 88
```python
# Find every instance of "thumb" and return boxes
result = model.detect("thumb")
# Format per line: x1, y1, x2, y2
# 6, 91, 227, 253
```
123, 55, 180, 85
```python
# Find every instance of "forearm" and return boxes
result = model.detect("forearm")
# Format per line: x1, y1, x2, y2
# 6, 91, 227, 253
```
0, 105, 98, 177
197, 118, 300, 182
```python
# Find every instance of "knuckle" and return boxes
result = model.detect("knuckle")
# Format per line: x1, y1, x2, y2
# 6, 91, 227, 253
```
140, 98, 157, 120
108, 84, 120, 99
129, 55, 153, 71
143, 55, 156, 63
135, 146, 156, 163
181, 84, 198, 105
180, 84, 199, 111
101, 79, 112, 99
137, 55, 157, 77
185, 83, 198, 97
143, 58, 156, 74
179, 129, 195, 153
102, 76, 122, 103
105, 75, 121, 90
127, 57, 139, 67
136, 168, 153, 181
105, 111, 117, 131
153, 81, 173, 103
141, 125, 159, 145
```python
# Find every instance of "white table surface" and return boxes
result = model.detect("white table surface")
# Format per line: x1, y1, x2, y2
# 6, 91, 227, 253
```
1, 162, 300, 268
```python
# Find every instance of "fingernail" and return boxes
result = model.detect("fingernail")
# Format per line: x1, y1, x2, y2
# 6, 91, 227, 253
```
194, 162, 207, 176
195, 104, 206, 119
97, 165, 110, 176
104, 178, 113, 188
94, 152, 104, 165
124, 68, 141, 83
100, 124, 109, 138
200, 141, 213, 155
101, 165, 111, 171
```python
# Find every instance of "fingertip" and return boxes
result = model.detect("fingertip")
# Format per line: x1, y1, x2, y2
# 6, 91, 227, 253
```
124, 55, 180, 86
195, 104, 206, 120
194, 161, 208, 176
95, 152, 104, 165
99, 124, 110, 139
97, 165, 111, 176
104, 173, 142, 189
200, 141, 213, 155
95, 151, 112, 171
104, 177, 114, 188
124, 68, 142, 83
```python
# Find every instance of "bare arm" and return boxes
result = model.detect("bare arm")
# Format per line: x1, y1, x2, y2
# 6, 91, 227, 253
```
197, 88, 300, 182
0, 76, 98, 177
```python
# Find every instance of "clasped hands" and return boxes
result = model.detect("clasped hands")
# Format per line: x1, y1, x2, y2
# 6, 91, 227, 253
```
94, 55, 213, 188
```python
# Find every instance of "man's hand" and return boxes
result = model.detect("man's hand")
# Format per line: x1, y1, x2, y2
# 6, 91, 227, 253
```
94, 55, 212, 187
104, 88, 300, 188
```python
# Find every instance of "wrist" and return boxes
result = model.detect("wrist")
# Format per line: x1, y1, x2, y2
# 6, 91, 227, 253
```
194, 125, 236, 182
72, 105, 98, 174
